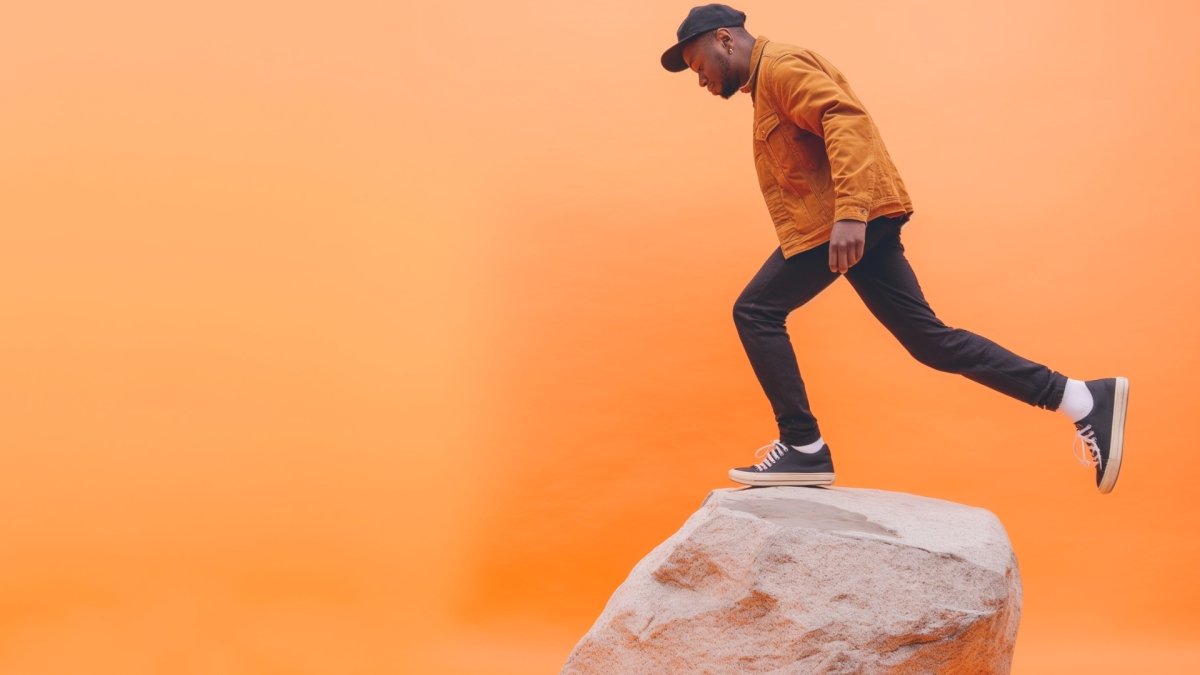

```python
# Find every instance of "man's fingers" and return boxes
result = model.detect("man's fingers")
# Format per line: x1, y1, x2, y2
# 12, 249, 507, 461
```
829, 220, 867, 273
845, 247, 861, 270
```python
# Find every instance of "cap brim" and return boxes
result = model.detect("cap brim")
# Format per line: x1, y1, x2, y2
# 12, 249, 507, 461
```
660, 40, 690, 72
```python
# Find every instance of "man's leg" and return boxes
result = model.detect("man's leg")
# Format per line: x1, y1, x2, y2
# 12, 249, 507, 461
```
733, 222, 900, 445
842, 219, 1131, 494
843, 221, 1068, 412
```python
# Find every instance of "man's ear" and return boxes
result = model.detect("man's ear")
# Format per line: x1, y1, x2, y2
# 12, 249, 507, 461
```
714, 28, 733, 50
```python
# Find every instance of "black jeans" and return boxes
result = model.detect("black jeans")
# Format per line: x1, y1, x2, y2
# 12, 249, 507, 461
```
732, 215, 1068, 446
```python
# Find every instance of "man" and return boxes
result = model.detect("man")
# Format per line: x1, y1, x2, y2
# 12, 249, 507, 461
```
660, 4, 1130, 493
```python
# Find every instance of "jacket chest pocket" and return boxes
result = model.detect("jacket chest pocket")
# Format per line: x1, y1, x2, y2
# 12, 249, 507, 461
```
754, 110, 816, 174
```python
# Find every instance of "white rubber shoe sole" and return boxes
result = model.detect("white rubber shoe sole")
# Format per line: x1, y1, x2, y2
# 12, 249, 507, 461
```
1098, 376, 1129, 494
727, 469, 835, 487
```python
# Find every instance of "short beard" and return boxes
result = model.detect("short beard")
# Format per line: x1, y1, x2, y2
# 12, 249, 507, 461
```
716, 54, 739, 99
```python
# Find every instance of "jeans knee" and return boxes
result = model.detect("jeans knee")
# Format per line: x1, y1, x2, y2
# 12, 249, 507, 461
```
734, 295, 786, 326
911, 348, 957, 372
732, 297, 759, 327
903, 327, 962, 372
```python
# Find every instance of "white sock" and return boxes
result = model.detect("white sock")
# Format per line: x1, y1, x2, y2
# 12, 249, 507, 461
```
789, 437, 826, 453
1057, 379, 1094, 422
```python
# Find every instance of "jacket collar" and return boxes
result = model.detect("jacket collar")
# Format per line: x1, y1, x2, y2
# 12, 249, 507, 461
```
739, 35, 768, 99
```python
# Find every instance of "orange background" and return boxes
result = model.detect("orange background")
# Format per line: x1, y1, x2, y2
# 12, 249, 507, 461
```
2, 1, 1199, 673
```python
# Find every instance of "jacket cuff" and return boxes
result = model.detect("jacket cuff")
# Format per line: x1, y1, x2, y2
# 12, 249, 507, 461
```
834, 203, 871, 222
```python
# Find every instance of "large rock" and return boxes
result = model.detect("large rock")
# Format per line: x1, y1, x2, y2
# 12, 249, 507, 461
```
562, 486, 1021, 674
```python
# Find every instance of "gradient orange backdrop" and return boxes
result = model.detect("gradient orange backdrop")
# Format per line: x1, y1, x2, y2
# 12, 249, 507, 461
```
2, 1, 1199, 673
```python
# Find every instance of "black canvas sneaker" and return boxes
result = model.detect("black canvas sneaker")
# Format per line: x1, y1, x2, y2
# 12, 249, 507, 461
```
1072, 376, 1130, 494
728, 440, 836, 487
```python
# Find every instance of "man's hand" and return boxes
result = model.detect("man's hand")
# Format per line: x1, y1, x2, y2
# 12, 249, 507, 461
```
829, 219, 867, 274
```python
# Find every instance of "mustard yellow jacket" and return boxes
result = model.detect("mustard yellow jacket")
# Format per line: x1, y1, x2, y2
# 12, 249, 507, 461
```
741, 36, 914, 258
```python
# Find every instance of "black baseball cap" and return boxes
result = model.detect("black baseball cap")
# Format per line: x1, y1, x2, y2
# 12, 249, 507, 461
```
660, 4, 747, 72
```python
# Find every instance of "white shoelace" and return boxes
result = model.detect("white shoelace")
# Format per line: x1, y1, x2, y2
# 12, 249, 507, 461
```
1073, 423, 1103, 469
754, 440, 789, 471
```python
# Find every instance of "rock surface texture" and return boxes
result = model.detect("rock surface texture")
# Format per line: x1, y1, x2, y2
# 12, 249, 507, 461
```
562, 486, 1022, 674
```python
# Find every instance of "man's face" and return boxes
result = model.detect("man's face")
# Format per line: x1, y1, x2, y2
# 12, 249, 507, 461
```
682, 32, 739, 100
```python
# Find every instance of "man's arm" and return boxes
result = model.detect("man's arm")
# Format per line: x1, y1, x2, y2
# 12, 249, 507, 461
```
765, 53, 876, 273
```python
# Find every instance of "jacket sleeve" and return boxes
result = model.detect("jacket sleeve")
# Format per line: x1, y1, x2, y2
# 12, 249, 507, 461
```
765, 53, 877, 223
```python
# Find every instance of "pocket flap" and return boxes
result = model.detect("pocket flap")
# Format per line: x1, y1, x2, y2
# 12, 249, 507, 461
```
754, 111, 780, 141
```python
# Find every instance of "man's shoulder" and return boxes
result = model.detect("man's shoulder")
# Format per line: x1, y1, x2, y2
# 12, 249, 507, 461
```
760, 41, 834, 82
763, 40, 809, 57
761, 40, 825, 64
